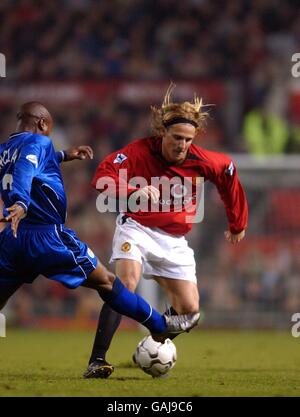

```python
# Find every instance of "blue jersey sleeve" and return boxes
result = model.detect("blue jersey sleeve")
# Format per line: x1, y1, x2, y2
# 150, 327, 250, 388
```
56, 150, 66, 163
8, 137, 48, 210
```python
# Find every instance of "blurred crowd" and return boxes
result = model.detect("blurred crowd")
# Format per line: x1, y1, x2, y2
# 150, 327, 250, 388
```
1, 0, 300, 328
0, 0, 299, 82
0, 0, 299, 153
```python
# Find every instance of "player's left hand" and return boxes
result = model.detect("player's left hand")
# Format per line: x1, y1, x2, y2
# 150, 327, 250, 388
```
4, 203, 27, 238
64, 146, 93, 161
224, 229, 245, 245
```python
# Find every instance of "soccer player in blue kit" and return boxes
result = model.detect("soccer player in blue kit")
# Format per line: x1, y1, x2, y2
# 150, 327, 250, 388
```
0, 102, 200, 374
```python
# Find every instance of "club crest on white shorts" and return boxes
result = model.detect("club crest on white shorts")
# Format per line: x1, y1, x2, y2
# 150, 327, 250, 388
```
121, 242, 131, 252
111, 215, 197, 283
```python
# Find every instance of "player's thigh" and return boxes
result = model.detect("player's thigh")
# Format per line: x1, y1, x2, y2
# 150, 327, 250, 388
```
115, 259, 142, 291
0, 284, 22, 310
154, 276, 199, 314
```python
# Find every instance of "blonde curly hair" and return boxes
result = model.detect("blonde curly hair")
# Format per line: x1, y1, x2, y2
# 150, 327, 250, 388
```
150, 82, 209, 135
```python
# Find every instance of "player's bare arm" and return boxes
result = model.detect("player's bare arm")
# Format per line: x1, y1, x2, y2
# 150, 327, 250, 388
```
0, 144, 93, 236
63, 145, 93, 161
132, 185, 160, 204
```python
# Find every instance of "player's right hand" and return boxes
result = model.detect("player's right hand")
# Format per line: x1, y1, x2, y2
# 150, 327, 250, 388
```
224, 229, 245, 245
133, 185, 160, 203
64, 145, 93, 161
4, 203, 27, 238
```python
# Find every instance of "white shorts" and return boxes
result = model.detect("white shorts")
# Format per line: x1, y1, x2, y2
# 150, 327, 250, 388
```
110, 214, 197, 283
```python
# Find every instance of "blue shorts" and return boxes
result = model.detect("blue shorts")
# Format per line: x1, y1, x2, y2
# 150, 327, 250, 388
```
0, 223, 98, 289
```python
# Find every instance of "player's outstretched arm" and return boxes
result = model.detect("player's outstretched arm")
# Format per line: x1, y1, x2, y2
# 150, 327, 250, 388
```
63, 145, 93, 162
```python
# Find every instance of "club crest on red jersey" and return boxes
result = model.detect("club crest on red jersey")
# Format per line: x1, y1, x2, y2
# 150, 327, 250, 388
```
113, 153, 127, 164
225, 161, 234, 176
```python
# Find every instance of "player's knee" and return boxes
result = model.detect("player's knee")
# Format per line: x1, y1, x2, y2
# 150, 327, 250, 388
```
118, 275, 137, 292
85, 265, 115, 292
97, 269, 115, 292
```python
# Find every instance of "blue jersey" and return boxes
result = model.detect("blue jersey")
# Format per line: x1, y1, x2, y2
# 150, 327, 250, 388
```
0, 131, 98, 289
0, 131, 67, 224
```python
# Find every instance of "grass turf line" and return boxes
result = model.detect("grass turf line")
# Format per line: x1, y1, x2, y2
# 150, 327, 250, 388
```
0, 329, 300, 396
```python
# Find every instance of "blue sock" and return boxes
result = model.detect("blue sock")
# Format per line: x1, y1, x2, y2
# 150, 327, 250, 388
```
100, 277, 167, 334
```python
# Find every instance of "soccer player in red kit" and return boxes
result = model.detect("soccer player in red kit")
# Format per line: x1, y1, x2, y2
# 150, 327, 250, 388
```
85, 84, 248, 378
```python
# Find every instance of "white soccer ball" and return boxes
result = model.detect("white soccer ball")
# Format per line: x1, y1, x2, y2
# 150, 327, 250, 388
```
133, 335, 177, 378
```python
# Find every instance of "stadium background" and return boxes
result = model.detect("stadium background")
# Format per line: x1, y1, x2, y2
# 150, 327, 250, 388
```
0, 0, 299, 332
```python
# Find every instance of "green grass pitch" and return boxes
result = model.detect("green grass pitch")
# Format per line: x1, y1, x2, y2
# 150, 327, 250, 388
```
0, 329, 300, 396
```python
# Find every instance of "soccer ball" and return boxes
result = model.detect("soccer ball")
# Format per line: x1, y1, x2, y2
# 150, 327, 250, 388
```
133, 335, 177, 378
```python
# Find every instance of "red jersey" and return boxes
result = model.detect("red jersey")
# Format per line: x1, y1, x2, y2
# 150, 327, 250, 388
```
92, 137, 248, 236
